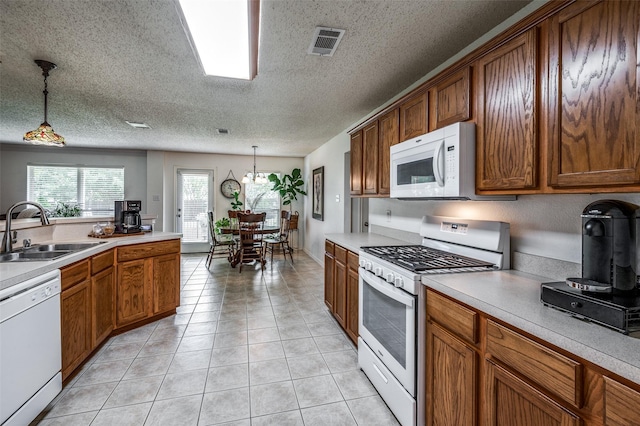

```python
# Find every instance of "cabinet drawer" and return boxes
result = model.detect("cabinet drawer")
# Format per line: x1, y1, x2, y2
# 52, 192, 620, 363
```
347, 251, 359, 270
335, 245, 347, 263
91, 249, 114, 275
426, 290, 477, 344
61, 259, 90, 291
325, 240, 335, 255
117, 239, 180, 262
486, 320, 582, 407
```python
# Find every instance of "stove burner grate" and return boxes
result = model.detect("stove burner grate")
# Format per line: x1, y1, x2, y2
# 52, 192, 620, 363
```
362, 245, 495, 273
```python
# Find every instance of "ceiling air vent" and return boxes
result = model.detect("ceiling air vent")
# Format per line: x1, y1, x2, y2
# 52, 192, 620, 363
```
307, 27, 345, 57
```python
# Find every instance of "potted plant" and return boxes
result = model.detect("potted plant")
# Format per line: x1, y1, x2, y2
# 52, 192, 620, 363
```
51, 202, 81, 217
268, 168, 306, 212
230, 191, 243, 211
214, 217, 230, 235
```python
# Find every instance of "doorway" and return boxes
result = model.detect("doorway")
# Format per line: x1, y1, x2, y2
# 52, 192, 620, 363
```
176, 169, 214, 253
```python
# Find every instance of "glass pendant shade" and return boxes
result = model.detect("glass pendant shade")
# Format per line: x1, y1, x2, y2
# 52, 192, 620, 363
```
23, 121, 65, 147
243, 146, 267, 183
23, 60, 65, 147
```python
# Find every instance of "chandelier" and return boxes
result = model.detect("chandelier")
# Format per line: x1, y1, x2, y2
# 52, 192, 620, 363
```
242, 146, 268, 184
23, 60, 66, 147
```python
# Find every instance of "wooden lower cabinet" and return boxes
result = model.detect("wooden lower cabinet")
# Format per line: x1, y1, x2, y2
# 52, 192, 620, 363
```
61, 278, 91, 380
426, 321, 476, 426
425, 289, 640, 425
324, 239, 359, 345
60, 239, 180, 381
324, 245, 335, 312
153, 253, 180, 314
91, 266, 115, 347
333, 248, 348, 328
117, 258, 150, 327
484, 360, 580, 426
346, 258, 359, 343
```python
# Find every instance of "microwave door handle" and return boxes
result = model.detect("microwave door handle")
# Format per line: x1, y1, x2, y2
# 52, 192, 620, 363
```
433, 140, 445, 186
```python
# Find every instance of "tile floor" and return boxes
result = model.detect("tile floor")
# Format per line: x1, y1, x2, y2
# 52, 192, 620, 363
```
33, 251, 400, 425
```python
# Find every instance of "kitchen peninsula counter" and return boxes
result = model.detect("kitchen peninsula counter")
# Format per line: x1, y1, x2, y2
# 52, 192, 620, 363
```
0, 232, 181, 291
422, 270, 640, 385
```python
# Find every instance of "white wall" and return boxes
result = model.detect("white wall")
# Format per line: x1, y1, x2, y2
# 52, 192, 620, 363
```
152, 151, 304, 233
0, 143, 147, 212
303, 132, 350, 263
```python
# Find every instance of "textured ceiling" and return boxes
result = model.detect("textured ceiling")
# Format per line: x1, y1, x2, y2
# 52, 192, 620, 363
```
0, 0, 532, 157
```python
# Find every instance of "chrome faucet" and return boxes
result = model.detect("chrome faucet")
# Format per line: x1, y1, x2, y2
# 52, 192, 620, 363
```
1, 201, 50, 253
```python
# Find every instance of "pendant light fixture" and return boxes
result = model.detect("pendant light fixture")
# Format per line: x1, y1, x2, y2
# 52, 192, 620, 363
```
23, 60, 66, 147
242, 146, 268, 184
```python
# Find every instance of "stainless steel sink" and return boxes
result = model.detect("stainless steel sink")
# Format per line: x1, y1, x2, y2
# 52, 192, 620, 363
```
29, 243, 102, 252
0, 242, 105, 262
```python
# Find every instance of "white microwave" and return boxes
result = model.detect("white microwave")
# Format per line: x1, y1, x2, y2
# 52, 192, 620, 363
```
390, 122, 513, 200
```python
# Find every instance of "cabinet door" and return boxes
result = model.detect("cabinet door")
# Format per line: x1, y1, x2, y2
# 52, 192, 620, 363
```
346, 264, 359, 345
363, 122, 379, 195
324, 251, 335, 311
92, 266, 115, 347
116, 259, 150, 327
350, 131, 363, 195
429, 67, 471, 130
426, 322, 476, 426
604, 377, 640, 426
61, 280, 91, 380
378, 109, 399, 195
153, 253, 180, 314
484, 360, 580, 426
333, 257, 347, 328
476, 29, 538, 191
548, 0, 640, 187
399, 91, 428, 141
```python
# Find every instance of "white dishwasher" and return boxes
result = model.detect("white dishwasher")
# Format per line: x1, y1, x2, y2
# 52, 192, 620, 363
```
0, 270, 62, 426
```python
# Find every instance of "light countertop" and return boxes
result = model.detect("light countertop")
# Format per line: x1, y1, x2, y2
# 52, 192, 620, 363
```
0, 232, 181, 292
324, 233, 413, 253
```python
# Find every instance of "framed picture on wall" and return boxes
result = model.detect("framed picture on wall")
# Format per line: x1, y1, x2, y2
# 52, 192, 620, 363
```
312, 166, 324, 221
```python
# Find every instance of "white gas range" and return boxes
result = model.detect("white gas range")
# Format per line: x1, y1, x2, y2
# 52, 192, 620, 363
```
357, 215, 510, 426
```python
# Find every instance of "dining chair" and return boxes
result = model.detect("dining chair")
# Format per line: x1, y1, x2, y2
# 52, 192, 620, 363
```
236, 212, 267, 273
205, 211, 236, 268
264, 210, 293, 264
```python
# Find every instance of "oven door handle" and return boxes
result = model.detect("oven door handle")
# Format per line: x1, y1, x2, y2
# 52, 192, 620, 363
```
361, 270, 414, 307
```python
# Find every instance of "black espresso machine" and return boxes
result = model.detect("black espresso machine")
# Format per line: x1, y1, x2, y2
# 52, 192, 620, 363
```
114, 200, 142, 234
541, 200, 640, 334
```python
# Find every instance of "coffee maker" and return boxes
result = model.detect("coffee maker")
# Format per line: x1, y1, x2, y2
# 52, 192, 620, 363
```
541, 199, 640, 334
576, 200, 638, 293
114, 200, 142, 234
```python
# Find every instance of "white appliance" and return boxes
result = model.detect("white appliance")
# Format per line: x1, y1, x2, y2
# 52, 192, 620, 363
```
358, 215, 510, 426
0, 270, 62, 426
390, 122, 514, 200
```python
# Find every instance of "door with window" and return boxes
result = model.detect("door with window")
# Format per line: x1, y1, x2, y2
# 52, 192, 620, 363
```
176, 169, 214, 253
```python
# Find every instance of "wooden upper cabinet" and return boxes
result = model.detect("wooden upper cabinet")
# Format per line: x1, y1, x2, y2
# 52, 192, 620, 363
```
429, 67, 471, 131
350, 131, 363, 195
399, 91, 428, 141
476, 29, 538, 191
378, 109, 399, 195
548, 0, 640, 188
362, 122, 379, 195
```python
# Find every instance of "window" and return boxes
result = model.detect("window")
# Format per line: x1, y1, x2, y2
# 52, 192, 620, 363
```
244, 175, 280, 228
27, 165, 125, 216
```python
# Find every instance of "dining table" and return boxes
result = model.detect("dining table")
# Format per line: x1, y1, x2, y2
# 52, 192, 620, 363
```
219, 226, 280, 267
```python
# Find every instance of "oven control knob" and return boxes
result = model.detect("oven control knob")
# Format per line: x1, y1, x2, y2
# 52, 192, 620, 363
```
394, 277, 404, 288
363, 261, 373, 271
386, 273, 395, 283
374, 267, 383, 277
359, 259, 366, 268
